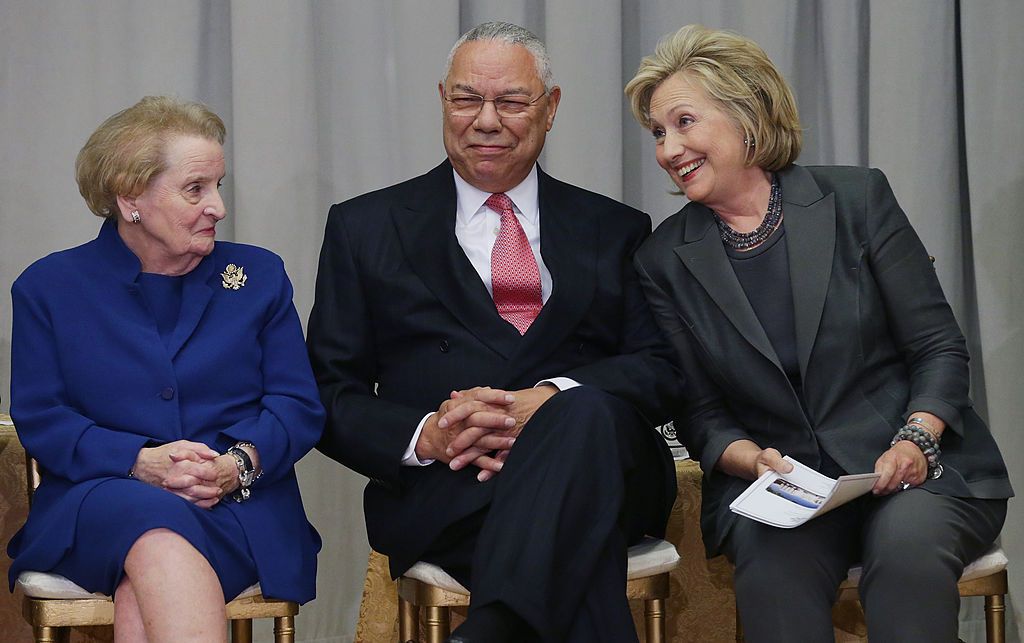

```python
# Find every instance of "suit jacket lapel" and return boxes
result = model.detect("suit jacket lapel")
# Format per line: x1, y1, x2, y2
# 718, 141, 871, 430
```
392, 162, 521, 358
674, 203, 781, 369
779, 165, 836, 380
167, 255, 215, 359
505, 168, 596, 371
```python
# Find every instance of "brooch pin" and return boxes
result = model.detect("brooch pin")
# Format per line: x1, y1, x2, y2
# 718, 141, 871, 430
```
221, 264, 247, 290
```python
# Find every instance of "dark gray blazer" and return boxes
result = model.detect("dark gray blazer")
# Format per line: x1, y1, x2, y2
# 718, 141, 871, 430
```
634, 164, 1012, 556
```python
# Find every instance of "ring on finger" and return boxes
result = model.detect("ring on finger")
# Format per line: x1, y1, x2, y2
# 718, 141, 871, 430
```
898, 481, 911, 491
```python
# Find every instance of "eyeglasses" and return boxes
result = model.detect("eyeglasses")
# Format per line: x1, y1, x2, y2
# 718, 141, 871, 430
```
443, 90, 548, 118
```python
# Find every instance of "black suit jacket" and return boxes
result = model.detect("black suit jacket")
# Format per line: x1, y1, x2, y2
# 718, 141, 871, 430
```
308, 160, 682, 574
635, 164, 1012, 556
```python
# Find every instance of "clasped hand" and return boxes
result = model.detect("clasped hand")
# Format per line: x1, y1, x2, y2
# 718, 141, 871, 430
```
132, 440, 239, 509
416, 385, 557, 482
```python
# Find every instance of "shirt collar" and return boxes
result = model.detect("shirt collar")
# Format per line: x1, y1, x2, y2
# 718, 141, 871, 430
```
453, 165, 539, 226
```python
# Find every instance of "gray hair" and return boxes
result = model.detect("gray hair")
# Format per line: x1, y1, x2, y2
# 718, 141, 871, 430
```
442, 21, 553, 91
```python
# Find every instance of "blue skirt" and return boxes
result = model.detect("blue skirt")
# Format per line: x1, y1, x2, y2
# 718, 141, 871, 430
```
47, 478, 258, 600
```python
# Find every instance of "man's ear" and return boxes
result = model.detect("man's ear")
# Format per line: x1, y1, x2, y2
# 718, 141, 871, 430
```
544, 86, 562, 131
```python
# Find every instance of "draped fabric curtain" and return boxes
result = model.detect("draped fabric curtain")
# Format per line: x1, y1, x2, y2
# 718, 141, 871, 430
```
1, 2, 1020, 641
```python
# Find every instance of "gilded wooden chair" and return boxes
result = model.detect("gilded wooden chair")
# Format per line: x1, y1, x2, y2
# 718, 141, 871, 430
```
397, 536, 680, 643
735, 545, 1010, 643
15, 455, 299, 643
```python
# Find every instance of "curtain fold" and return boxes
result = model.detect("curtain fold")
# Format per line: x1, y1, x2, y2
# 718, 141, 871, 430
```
1, 2, 1020, 640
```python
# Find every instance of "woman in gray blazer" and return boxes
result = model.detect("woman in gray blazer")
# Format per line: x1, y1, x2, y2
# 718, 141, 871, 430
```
626, 25, 1011, 643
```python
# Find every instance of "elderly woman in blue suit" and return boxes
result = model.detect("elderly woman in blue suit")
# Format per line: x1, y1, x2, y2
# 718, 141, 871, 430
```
8, 96, 324, 641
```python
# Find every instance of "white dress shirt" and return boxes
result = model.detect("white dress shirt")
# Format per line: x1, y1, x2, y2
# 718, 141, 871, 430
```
401, 166, 577, 466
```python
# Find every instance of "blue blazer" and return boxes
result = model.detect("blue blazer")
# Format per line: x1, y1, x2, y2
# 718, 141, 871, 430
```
8, 219, 324, 603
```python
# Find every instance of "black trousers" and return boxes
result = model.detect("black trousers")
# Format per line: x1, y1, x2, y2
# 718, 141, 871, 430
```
723, 487, 1007, 643
420, 386, 673, 643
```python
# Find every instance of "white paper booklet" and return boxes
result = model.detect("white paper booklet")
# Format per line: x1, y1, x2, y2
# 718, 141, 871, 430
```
729, 456, 880, 528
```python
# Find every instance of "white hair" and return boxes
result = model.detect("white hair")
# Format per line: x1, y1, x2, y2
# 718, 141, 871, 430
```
442, 21, 553, 91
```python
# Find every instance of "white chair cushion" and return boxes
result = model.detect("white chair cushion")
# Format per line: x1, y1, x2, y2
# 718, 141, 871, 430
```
844, 545, 1007, 586
403, 562, 469, 595
626, 537, 681, 580
17, 571, 262, 602
403, 537, 681, 594
16, 572, 110, 600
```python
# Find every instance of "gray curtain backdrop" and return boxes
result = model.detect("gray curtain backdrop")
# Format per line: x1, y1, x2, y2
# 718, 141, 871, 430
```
1, 1, 1020, 641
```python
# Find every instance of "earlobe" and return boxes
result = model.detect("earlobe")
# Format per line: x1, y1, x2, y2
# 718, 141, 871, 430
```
115, 194, 138, 223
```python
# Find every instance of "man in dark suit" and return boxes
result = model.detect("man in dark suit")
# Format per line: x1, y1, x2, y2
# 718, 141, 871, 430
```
307, 21, 682, 643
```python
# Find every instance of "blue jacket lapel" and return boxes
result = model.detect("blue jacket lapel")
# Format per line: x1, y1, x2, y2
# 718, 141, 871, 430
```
166, 258, 215, 359
94, 218, 217, 360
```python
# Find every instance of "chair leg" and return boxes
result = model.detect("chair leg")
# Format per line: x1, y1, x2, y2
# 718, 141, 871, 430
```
985, 593, 1006, 643
644, 597, 667, 643
399, 596, 420, 643
231, 617, 254, 643
274, 614, 295, 643
33, 626, 68, 643
424, 605, 451, 643
735, 608, 744, 642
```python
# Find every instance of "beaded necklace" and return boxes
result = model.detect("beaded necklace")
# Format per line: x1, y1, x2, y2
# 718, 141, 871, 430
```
714, 175, 782, 250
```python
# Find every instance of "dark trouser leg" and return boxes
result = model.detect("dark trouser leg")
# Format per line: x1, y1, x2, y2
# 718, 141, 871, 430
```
722, 502, 861, 643
858, 491, 1006, 643
443, 386, 671, 643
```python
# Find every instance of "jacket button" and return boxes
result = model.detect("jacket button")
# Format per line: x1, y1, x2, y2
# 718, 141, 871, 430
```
161, 387, 175, 400
439, 340, 450, 353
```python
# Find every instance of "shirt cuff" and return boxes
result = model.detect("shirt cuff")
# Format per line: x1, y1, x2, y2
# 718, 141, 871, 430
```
401, 412, 436, 467
537, 377, 580, 391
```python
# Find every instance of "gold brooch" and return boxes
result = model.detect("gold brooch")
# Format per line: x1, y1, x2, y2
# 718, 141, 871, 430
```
221, 264, 247, 290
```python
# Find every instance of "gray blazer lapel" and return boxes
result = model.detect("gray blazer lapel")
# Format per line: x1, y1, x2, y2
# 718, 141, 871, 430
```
779, 165, 836, 379
674, 205, 780, 369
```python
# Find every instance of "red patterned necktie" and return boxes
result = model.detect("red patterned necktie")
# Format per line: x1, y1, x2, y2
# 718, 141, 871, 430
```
486, 192, 543, 334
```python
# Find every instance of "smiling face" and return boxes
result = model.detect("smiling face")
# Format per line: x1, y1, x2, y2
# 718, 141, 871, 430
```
119, 135, 226, 274
648, 72, 756, 211
440, 39, 560, 193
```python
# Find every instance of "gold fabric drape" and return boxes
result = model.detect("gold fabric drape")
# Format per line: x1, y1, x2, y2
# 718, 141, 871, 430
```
0, 416, 112, 642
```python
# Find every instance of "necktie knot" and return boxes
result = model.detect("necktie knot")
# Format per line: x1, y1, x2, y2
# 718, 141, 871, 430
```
485, 192, 515, 217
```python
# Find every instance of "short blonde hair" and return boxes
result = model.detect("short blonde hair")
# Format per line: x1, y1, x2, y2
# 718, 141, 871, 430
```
76, 96, 226, 217
625, 25, 801, 171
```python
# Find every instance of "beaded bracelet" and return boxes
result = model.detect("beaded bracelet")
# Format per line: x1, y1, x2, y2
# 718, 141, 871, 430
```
891, 424, 944, 479
908, 416, 940, 439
